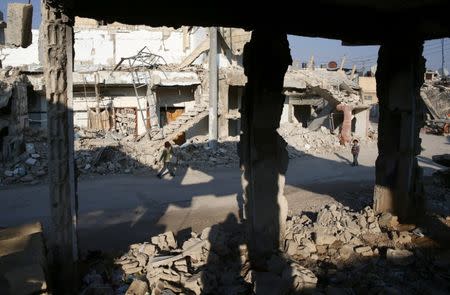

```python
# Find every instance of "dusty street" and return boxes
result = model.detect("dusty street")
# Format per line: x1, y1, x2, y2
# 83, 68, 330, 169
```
0, 133, 447, 254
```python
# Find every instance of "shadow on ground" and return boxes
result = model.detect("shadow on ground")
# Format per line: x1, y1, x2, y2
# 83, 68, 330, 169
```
1, 135, 450, 294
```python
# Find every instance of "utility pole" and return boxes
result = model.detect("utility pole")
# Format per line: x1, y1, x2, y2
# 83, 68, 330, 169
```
308, 55, 315, 70
208, 27, 218, 148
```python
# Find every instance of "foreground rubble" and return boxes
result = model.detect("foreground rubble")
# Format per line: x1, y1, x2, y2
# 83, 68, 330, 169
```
80, 203, 450, 295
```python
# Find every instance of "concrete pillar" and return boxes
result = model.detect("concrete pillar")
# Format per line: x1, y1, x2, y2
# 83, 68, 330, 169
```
354, 109, 369, 138
218, 77, 229, 138
240, 29, 291, 269
41, 0, 78, 291
5, 3, 33, 48
146, 79, 159, 129
373, 41, 426, 223
208, 27, 218, 148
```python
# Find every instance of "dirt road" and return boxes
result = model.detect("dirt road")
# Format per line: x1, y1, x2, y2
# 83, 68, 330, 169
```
0, 133, 447, 254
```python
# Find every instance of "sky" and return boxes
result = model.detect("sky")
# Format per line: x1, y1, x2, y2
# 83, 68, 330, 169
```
1, 0, 449, 71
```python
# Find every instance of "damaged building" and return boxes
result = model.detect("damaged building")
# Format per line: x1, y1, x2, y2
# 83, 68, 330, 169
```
2, 16, 372, 146
1, 0, 450, 293
0, 68, 29, 163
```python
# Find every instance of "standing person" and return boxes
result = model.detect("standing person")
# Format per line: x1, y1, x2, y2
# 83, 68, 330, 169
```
157, 141, 175, 178
351, 139, 360, 166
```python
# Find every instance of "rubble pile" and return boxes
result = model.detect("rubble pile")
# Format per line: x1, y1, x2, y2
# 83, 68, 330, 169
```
285, 205, 384, 261
175, 136, 240, 169
278, 123, 346, 157
81, 204, 450, 295
287, 69, 364, 106
82, 220, 318, 295
0, 128, 146, 185
1, 122, 375, 185
0, 129, 48, 185
74, 128, 145, 175
285, 204, 450, 293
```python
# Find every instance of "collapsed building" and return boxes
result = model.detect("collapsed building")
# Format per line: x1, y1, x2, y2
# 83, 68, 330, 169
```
0, 68, 29, 163
421, 78, 450, 134
1, 0, 450, 293
0, 16, 376, 184
3, 17, 371, 144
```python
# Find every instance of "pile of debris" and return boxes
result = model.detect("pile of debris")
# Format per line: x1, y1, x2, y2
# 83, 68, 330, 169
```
278, 123, 347, 157
286, 68, 363, 107
80, 204, 450, 295
175, 136, 240, 169
82, 218, 318, 295
284, 204, 450, 293
421, 82, 450, 135
0, 129, 47, 185
74, 128, 145, 176
0, 128, 147, 185
1, 121, 373, 185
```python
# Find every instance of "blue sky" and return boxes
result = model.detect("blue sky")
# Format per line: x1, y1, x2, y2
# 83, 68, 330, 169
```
1, 0, 449, 71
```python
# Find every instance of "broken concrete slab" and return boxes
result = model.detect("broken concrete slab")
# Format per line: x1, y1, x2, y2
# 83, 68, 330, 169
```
151, 231, 177, 251
125, 279, 148, 295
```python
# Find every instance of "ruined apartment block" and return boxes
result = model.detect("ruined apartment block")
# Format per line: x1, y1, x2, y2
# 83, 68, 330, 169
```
2, 17, 374, 146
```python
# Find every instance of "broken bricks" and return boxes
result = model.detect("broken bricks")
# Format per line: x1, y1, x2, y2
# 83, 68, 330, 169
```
101, 203, 436, 294
125, 279, 149, 295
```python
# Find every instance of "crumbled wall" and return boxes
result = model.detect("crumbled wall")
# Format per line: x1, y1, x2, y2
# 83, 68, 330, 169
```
421, 83, 450, 119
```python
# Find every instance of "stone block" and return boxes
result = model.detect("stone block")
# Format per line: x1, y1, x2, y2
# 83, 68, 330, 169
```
5, 3, 33, 48
378, 212, 399, 230
125, 279, 148, 295
314, 228, 336, 246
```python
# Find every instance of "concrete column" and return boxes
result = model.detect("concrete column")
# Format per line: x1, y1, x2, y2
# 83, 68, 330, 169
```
41, 0, 78, 291
240, 29, 291, 269
208, 27, 218, 148
373, 41, 426, 223
218, 77, 229, 138
146, 79, 159, 129
354, 109, 369, 138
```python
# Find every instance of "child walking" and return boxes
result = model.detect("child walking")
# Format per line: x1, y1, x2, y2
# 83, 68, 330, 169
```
157, 141, 175, 178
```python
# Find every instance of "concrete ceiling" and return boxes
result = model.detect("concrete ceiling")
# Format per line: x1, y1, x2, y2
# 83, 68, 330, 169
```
64, 0, 450, 44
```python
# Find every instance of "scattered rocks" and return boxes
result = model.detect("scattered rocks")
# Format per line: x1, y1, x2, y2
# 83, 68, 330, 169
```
151, 231, 177, 251
79, 200, 450, 295
378, 212, 399, 230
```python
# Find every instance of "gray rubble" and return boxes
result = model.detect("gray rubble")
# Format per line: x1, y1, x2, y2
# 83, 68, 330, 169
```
80, 203, 450, 295
1, 122, 368, 185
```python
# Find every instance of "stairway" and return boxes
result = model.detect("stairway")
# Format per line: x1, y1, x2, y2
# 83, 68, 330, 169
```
133, 104, 209, 166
